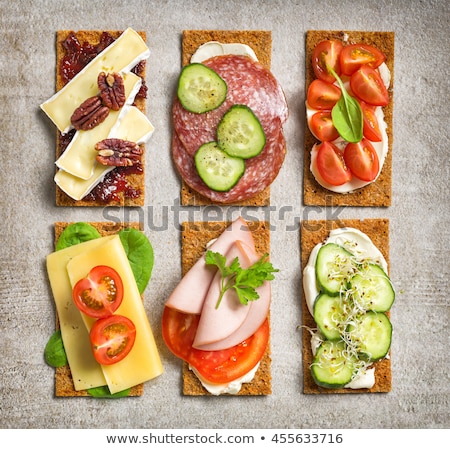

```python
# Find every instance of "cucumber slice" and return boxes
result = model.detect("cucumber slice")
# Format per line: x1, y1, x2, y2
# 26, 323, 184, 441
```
311, 340, 357, 388
350, 264, 395, 312
194, 142, 245, 192
217, 105, 266, 159
313, 293, 344, 340
315, 243, 357, 296
349, 311, 392, 361
177, 63, 227, 113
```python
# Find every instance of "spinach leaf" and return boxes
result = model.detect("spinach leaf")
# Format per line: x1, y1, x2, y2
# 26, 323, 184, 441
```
44, 330, 68, 367
327, 65, 363, 143
87, 385, 131, 399
56, 222, 101, 250
119, 228, 154, 294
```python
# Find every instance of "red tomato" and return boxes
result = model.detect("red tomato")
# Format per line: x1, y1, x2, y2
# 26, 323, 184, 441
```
360, 101, 382, 142
307, 79, 341, 110
340, 44, 386, 76
162, 307, 269, 384
90, 314, 136, 365
350, 65, 389, 106
72, 265, 124, 319
312, 40, 344, 84
344, 138, 380, 182
316, 141, 352, 186
310, 111, 340, 142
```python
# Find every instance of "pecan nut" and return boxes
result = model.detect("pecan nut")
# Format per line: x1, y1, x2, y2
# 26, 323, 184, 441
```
98, 72, 126, 111
71, 96, 109, 131
95, 138, 143, 167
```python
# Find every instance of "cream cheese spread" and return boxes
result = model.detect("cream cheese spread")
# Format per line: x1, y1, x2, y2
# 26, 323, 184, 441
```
191, 41, 258, 63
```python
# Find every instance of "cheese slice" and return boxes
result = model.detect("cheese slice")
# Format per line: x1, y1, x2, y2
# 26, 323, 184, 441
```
65, 235, 163, 394
54, 106, 155, 200
55, 72, 142, 180
40, 28, 150, 133
46, 237, 114, 391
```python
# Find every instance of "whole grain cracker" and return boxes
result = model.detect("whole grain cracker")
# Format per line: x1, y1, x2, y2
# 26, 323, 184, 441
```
303, 30, 394, 207
300, 218, 392, 394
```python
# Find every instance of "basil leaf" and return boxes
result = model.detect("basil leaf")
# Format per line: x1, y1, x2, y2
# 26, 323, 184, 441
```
87, 385, 131, 399
119, 228, 154, 294
44, 330, 68, 367
56, 222, 101, 250
327, 65, 363, 143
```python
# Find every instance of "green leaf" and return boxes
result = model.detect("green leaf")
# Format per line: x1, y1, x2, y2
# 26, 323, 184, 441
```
55, 222, 101, 250
327, 65, 363, 143
44, 330, 68, 367
118, 228, 154, 294
87, 385, 131, 399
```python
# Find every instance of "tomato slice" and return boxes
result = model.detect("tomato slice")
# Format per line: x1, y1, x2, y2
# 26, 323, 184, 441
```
344, 138, 380, 182
312, 40, 344, 84
162, 306, 269, 384
315, 141, 352, 186
350, 65, 389, 106
340, 44, 386, 76
360, 101, 382, 142
310, 111, 340, 142
90, 314, 136, 365
72, 265, 124, 318
307, 79, 341, 110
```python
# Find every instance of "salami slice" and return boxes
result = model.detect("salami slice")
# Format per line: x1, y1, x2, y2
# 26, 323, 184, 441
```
173, 54, 288, 156
172, 121, 286, 203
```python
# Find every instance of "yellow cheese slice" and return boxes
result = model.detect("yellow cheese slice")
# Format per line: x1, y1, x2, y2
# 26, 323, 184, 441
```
40, 28, 150, 133
55, 72, 142, 180
66, 235, 163, 394
46, 237, 115, 391
54, 106, 154, 200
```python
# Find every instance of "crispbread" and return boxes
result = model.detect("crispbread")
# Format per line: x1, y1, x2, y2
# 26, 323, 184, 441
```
300, 218, 392, 394
53, 221, 144, 397
180, 220, 272, 395
303, 30, 394, 206
179, 30, 274, 207
54, 30, 147, 207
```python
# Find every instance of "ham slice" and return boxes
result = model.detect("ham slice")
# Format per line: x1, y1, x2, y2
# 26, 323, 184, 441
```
164, 216, 255, 314
193, 240, 271, 351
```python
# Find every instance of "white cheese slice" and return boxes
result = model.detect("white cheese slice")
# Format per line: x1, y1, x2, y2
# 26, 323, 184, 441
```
65, 235, 163, 394
40, 27, 150, 133
55, 72, 142, 180
54, 106, 154, 200
190, 41, 258, 63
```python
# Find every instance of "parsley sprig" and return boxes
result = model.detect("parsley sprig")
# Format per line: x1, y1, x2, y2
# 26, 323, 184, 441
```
205, 250, 279, 309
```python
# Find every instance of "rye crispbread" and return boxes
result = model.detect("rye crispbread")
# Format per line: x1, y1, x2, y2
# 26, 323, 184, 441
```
53, 221, 144, 397
303, 30, 394, 206
180, 220, 272, 395
178, 30, 274, 207
300, 219, 392, 394
54, 30, 147, 207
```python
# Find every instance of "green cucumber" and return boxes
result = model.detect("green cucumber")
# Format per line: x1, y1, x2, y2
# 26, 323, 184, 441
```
313, 293, 344, 340
194, 142, 245, 191
315, 243, 357, 296
350, 264, 395, 312
311, 340, 357, 388
217, 105, 266, 159
349, 311, 392, 361
177, 63, 227, 113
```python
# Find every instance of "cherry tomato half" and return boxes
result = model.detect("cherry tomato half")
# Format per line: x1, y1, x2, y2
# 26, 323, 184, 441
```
360, 101, 382, 142
316, 141, 352, 186
307, 79, 341, 110
312, 40, 344, 84
310, 111, 340, 142
340, 44, 386, 76
90, 314, 136, 365
72, 265, 124, 319
350, 65, 389, 106
162, 306, 269, 384
344, 138, 380, 182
